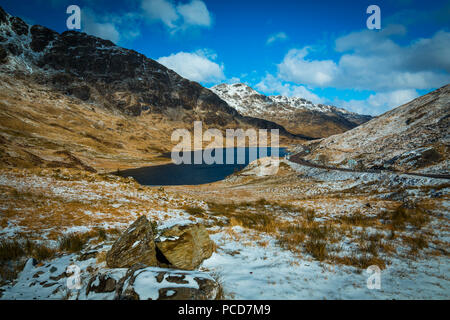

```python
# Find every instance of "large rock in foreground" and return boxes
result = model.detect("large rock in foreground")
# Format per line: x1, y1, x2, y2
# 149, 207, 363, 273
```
156, 224, 214, 270
106, 216, 158, 268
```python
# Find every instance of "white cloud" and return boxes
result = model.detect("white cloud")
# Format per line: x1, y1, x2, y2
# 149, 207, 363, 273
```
277, 26, 450, 91
157, 50, 225, 83
140, 0, 212, 31
366, 89, 419, 110
177, 0, 211, 27
82, 9, 120, 43
82, 9, 141, 44
334, 89, 419, 115
226, 77, 241, 84
266, 32, 288, 45
141, 0, 179, 28
278, 47, 338, 86
255, 74, 324, 104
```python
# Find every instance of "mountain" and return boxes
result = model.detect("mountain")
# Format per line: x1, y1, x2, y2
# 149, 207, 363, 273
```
0, 7, 298, 133
301, 84, 449, 174
211, 83, 372, 138
0, 6, 307, 171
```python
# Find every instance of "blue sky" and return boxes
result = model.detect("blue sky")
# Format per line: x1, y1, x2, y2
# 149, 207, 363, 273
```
2, 0, 450, 115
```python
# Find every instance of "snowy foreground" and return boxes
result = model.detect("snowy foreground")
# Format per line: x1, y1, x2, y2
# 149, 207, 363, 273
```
0, 160, 449, 300
1, 226, 448, 300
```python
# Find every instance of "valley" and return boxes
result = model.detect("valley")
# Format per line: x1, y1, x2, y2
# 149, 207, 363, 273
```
0, 5, 448, 300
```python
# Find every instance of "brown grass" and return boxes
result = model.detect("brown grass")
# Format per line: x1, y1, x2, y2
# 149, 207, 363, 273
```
332, 253, 386, 270
304, 240, 328, 261
184, 206, 206, 217
0, 240, 25, 262
380, 203, 429, 230
58, 233, 90, 253
402, 234, 429, 255
339, 211, 377, 227
0, 238, 58, 284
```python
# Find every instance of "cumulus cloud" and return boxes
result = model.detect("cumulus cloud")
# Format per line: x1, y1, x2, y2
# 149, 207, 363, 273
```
277, 25, 450, 91
278, 47, 338, 86
266, 32, 288, 45
82, 9, 140, 44
366, 89, 419, 109
140, 0, 212, 31
177, 0, 211, 27
157, 50, 225, 83
82, 9, 120, 43
334, 89, 419, 116
260, 24, 450, 115
255, 74, 324, 104
226, 77, 242, 84
141, 0, 179, 28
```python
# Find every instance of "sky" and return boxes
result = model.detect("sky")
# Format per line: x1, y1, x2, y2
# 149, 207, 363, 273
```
2, 0, 450, 115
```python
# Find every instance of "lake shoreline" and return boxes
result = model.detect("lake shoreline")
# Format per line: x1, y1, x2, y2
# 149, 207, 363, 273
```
115, 147, 288, 186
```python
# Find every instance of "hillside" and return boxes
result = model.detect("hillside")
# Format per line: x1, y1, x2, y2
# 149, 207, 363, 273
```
211, 83, 371, 138
0, 5, 448, 301
302, 84, 450, 174
0, 6, 303, 171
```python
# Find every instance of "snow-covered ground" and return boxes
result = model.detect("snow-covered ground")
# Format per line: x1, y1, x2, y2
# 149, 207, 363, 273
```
3, 224, 447, 300
0, 162, 448, 300
202, 227, 449, 299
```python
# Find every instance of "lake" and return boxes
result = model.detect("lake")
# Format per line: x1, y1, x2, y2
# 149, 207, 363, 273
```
116, 147, 287, 186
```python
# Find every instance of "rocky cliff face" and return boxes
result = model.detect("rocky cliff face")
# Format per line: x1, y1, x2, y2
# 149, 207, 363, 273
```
211, 83, 372, 138
0, 6, 295, 137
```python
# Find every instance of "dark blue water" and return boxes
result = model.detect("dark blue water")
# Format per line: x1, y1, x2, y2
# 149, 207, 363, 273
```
117, 147, 287, 186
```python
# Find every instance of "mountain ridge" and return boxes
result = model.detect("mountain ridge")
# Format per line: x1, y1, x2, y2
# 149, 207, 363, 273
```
0, 6, 305, 140
211, 83, 372, 138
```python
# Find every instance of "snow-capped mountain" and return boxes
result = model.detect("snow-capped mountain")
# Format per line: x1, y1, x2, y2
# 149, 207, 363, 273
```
211, 83, 372, 138
0, 6, 298, 141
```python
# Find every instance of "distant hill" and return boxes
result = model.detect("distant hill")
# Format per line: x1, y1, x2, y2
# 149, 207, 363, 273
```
211, 83, 372, 138
303, 85, 450, 174
0, 6, 309, 171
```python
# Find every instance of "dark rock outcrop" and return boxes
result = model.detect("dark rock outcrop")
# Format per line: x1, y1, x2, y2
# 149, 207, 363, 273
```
67, 85, 90, 101
9, 16, 28, 36
0, 45, 7, 63
30, 25, 58, 52
106, 216, 158, 268
0, 7, 8, 25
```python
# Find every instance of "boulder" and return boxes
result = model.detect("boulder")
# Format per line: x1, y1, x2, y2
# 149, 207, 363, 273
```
86, 273, 119, 295
83, 266, 219, 300
106, 216, 158, 268
82, 269, 128, 299
118, 267, 219, 300
156, 224, 214, 270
